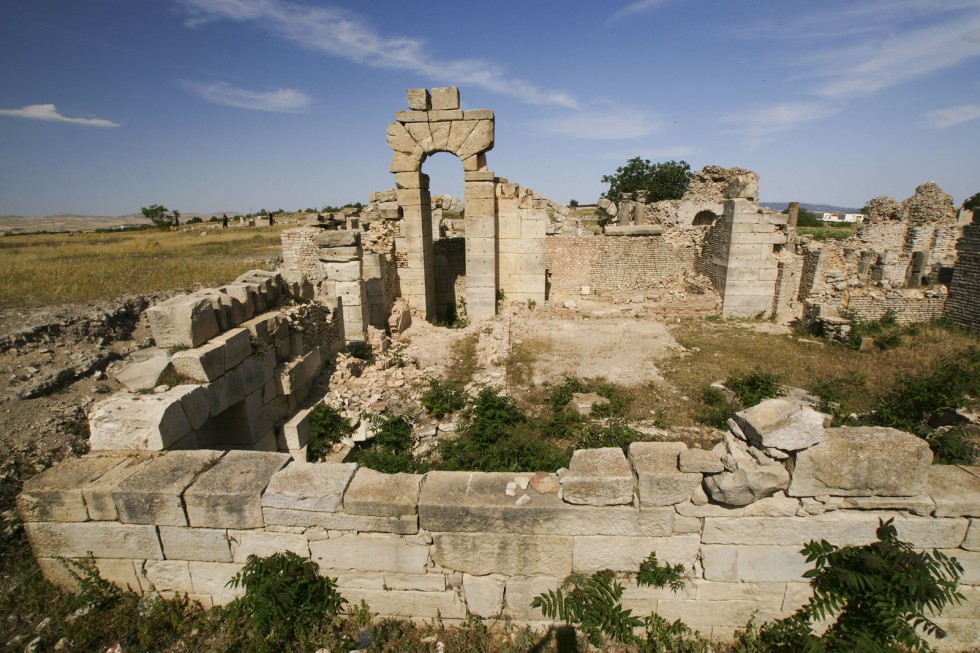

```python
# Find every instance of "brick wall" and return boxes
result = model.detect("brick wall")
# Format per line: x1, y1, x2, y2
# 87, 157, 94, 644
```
945, 223, 980, 331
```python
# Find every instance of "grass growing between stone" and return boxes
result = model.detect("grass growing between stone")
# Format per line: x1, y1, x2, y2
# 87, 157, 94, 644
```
0, 225, 289, 307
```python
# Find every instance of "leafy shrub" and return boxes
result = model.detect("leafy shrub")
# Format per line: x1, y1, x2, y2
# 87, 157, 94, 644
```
637, 551, 686, 593
927, 426, 979, 466
737, 518, 964, 652
306, 404, 354, 462
420, 378, 466, 419
727, 368, 783, 407
62, 556, 124, 609
531, 570, 641, 646
354, 415, 428, 474
225, 552, 349, 650
698, 386, 737, 429
641, 613, 712, 653
575, 418, 644, 453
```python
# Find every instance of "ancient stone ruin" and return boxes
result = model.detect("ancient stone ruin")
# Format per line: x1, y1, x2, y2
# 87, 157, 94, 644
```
15, 87, 980, 648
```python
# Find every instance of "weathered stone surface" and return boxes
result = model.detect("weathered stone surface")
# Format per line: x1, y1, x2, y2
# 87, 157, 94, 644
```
658, 598, 783, 629
158, 525, 232, 562
678, 448, 725, 474
561, 448, 635, 506
704, 458, 790, 507
788, 427, 933, 497
431, 86, 460, 111
572, 534, 700, 574
733, 398, 829, 451
310, 534, 429, 574
432, 533, 572, 577
702, 545, 809, 582
503, 576, 561, 620
89, 391, 194, 451
115, 354, 172, 392
675, 492, 799, 518
24, 521, 163, 559
841, 494, 934, 517
529, 471, 560, 494
384, 572, 446, 592
406, 88, 430, 111
184, 451, 289, 529
263, 507, 418, 534
145, 295, 219, 348
629, 441, 702, 507
464, 573, 506, 617
114, 450, 223, 526
567, 392, 608, 416
140, 560, 193, 594
928, 465, 980, 517
419, 472, 671, 536
18, 456, 127, 522
229, 530, 309, 562
261, 462, 357, 513
603, 225, 665, 236
963, 519, 980, 551
340, 588, 466, 619
170, 341, 226, 383
315, 230, 360, 248
188, 561, 245, 605
83, 455, 157, 521
343, 468, 422, 517
455, 119, 494, 160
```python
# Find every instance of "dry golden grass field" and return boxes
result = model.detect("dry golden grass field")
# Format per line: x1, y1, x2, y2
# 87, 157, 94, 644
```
0, 224, 291, 307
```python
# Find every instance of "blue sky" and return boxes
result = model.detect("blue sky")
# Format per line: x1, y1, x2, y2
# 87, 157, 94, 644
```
1, 0, 979, 216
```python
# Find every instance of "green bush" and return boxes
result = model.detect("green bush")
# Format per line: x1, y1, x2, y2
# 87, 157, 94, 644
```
927, 426, 978, 466
354, 415, 428, 474
224, 552, 350, 650
575, 418, 644, 453
420, 378, 466, 419
306, 404, 354, 462
736, 518, 964, 652
347, 342, 374, 363
698, 386, 738, 429
727, 369, 783, 407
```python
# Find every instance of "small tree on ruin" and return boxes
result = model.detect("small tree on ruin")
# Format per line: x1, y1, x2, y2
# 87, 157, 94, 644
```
600, 157, 693, 204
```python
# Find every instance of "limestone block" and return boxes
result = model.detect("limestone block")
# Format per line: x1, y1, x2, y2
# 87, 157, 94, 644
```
788, 426, 933, 497
928, 465, 980, 517
629, 442, 702, 507
463, 109, 494, 120
431, 86, 459, 110
315, 229, 360, 248
18, 455, 127, 522
840, 494, 935, 517
263, 507, 418, 534
733, 398, 829, 452
170, 341, 226, 383
188, 561, 245, 605
386, 121, 423, 156
406, 88, 430, 110
24, 521, 163, 559
228, 530, 309, 562
572, 534, 700, 574
657, 599, 783, 629
691, 579, 787, 604
419, 471, 671, 536
384, 573, 446, 592
204, 366, 245, 415
261, 461, 357, 513
141, 560, 193, 594
464, 573, 506, 618
390, 151, 421, 173
310, 534, 429, 574
343, 468, 422, 517
447, 119, 478, 152
405, 121, 434, 152
113, 450, 223, 525
455, 118, 494, 160
184, 451, 289, 529
561, 448, 635, 506
395, 110, 428, 123
963, 519, 980, 551
679, 448, 725, 474
89, 391, 193, 451
701, 545, 809, 582
604, 225, 665, 236
429, 121, 452, 150
82, 455, 157, 521
145, 295, 219, 348
503, 576, 561, 620
280, 407, 311, 451
323, 260, 361, 283
217, 284, 255, 325
340, 588, 466, 619
431, 532, 572, 577
329, 571, 386, 590
170, 385, 209, 431
675, 492, 800, 518
115, 354, 172, 392
95, 558, 143, 593
158, 525, 231, 562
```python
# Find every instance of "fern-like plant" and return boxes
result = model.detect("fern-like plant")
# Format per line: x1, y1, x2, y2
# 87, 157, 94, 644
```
637, 551, 687, 593
531, 570, 642, 647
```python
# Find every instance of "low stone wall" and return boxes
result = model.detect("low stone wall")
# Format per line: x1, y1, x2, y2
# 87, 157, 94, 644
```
545, 235, 694, 298
18, 445, 979, 648
845, 292, 947, 324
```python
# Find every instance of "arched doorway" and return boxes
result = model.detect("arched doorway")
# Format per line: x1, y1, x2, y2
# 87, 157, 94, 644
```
693, 210, 719, 226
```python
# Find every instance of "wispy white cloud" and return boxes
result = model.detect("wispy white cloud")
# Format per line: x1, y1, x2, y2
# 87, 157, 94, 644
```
183, 81, 312, 112
598, 145, 699, 160
924, 103, 980, 128
0, 103, 119, 127
535, 105, 663, 140
606, 0, 670, 26
174, 0, 581, 109
723, 101, 839, 148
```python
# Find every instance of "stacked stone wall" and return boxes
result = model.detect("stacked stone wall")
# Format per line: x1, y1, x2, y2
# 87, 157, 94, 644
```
694, 222, 726, 287
845, 294, 947, 324
18, 449, 980, 648
545, 235, 694, 298
945, 223, 980, 331
497, 182, 548, 303
433, 237, 466, 321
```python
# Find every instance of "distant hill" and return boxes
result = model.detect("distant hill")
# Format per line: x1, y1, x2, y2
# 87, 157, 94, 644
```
761, 202, 863, 214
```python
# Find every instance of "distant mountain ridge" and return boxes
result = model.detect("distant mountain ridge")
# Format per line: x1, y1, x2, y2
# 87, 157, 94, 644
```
761, 202, 864, 214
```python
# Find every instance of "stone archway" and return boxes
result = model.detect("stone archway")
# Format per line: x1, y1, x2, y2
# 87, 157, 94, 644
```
693, 209, 719, 226
386, 87, 498, 322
